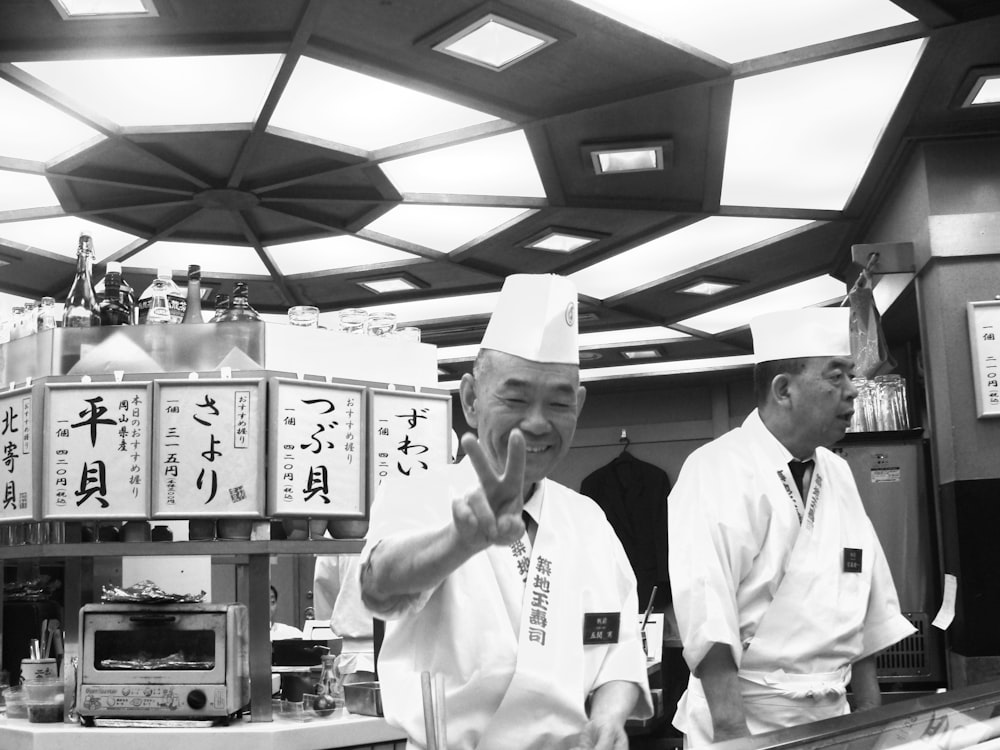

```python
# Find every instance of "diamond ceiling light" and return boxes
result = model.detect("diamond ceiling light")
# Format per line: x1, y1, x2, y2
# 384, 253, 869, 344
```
433, 13, 557, 71
364, 204, 532, 253
524, 229, 600, 253
677, 278, 741, 296
570, 216, 811, 300
380, 131, 545, 197
16, 55, 282, 128
722, 40, 924, 210
270, 56, 498, 151
0, 217, 140, 262
587, 143, 667, 175
963, 73, 1000, 106
622, 348, 661, 360
678, 275, 845, 335
357, 276, 422, 295
267, 235, 417, 276
51, 0, 157, 18
565, 0, 915, 63
0, 79, 102, 162
126, 241, 269, 277
0, 172, 61, 213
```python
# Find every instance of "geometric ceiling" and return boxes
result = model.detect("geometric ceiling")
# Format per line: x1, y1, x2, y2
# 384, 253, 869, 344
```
1, 0, 999, 388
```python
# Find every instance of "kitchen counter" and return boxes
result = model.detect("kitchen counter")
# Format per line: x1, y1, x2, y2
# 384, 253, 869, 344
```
0, 708, 406, 750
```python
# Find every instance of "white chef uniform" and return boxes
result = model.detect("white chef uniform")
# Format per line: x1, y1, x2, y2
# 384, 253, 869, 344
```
360, 459, 653, 750
668, 409, 914, 746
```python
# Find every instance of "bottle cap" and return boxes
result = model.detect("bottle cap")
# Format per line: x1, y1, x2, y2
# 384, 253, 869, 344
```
107, 261, 122, 274
188, 264, 201, 280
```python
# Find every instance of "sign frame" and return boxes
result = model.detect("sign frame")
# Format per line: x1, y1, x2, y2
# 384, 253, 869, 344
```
967, 300, 1000, 419
0, 383, 39, 523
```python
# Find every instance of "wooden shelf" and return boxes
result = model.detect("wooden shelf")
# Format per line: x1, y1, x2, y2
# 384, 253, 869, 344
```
0, 538, 364, 560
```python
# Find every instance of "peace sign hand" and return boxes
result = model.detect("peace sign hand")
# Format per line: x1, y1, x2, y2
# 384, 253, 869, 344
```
453, 430, 527, 552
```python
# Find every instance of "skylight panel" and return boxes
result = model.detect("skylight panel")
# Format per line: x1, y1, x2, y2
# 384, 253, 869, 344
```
0, 217, 140, 262
270, 57, 498, 151
380, 131, 546, 197
0, 80, 102, 161
721, 40, 924, 210
677, 275, 845, 335
126, 241, 269, 276
267, 235, 418, 276
51, 0, 156, 18
0, 172, 60, 212
566, 0, 915, 63
570, 217, 811, 300
319, 292, 500, 330
364, 204, 532, 253
16, 55, 282, 127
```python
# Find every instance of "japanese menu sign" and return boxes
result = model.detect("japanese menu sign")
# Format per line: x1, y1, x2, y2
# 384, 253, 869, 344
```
368, 388, 451, 498
267, 378, 366, 518
0, 385, 36, 523
152, 378, 265, 518
968, 300, 1000, 418
42, 381, 152, 520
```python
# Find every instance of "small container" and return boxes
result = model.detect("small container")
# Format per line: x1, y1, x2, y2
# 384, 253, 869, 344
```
393, 326, 421, 342
282, 518, 309, 541
5, 686, 27, 719
187, 518, 216, 541
366, 311, 397, 337
217, 518, 253, 540
337, 308, 368, 335
308, 519, 329, 540
151, 524, 173, 542
20, 658, 57, 683
121, 520, 151, 542
27, 699, 64, 723
343, 682, 383, 717
24, 678, 63, 702
288, 305, 320, 327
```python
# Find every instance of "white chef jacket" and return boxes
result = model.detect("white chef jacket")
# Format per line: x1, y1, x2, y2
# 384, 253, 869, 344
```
668, 409, 914, 746
360, 459, 653, 750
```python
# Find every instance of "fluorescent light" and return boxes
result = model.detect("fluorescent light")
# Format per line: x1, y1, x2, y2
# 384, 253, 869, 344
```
271, 56, 498, 151
267, 235, 416, 276
677, 279, 741, 296
678, 275, 845, 335
363, 204, 532, 253
524, 229, 600, 253
126, 241, 270, 277
433, 14, 556, 71
588, 144, 665, 174
721, 40, 924, 210
622, 349, 661, 360
0, 171, 61, 212
0, 217, 140, 262
380, 130, 545, 198
51, 0, 157, 19
357, 277, 420, 294
0, 79, 103, 161
570, 217, 811, 300
965, 75, 1000, 106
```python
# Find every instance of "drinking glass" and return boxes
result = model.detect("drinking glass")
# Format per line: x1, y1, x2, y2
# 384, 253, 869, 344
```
338, 308, 368, 335
288, 305, 319, 327
366, 311, 397, 337
393, 326, 421, 342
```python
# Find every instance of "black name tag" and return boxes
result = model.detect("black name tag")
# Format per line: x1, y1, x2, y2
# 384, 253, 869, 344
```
583, 612, 620, 644
843, 547, 863, 573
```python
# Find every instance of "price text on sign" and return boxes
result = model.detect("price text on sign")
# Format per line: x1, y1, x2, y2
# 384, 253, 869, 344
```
968, 300, 1000, 418
43, 381, 152, 520
267, 378, 366, 518
152, 378, 265, 518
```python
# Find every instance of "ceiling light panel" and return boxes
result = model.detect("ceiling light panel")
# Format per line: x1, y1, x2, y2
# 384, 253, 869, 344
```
678, 275, 845, 335
358, 277, 418, 294
364, 204, 532, 253
52, 0, 156, 18
570, 216, 811, 300
622, 348, 661, 360
525, 230, 598, 253
588, 144, 664, 174
319, 292, 500, 330
677, 279, 741, 296
0, 80, 102, 162
0, 217, 141, 262
566, 0, 915, 63
270, 57, 498, 151
722, 40, 924, 210
434, 14, 556, 70
0, 172, 61, 213
380, 131, 545, 197
125, 241, 270, 276
16, 55, 282, 127
970, 76, 1000, 106
267, 235, 417, 276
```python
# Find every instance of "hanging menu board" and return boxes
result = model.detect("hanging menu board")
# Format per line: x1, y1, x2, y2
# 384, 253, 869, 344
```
267, 378, 366, 518
152, 378, 266, 518
42, 380, 152, 521
0, 384, 36, 523
968, 300, 1000, 418
368, 387, 452, 500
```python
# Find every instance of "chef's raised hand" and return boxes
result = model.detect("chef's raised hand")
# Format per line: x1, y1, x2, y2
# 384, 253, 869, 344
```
454, 430, 526, 550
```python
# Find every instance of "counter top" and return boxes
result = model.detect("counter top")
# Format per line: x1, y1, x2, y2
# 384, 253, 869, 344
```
0, 708, 405, 750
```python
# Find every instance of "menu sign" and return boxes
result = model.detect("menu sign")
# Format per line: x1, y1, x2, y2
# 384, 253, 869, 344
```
967, 300, 1000, 418
42, 381, 152, 520
0, 385, 35, 523
152, 378, 265, 518
368, 388, 452, 499
267, 378, 366, 518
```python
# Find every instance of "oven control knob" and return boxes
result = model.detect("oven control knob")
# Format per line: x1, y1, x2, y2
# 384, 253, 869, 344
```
187, 689, 207, 710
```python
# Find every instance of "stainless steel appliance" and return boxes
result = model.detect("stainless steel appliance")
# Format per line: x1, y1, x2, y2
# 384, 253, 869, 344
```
77, 602, 249, 722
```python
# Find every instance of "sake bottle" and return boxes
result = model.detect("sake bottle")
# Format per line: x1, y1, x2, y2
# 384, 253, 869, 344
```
62, 233, 101, 328
95, 261, 135, 325
219, 281, 261, 323
181, 265, 203, 323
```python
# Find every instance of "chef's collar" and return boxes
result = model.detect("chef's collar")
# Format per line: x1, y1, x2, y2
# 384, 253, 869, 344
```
748, 408, 817, 465
523, 481, 544, 523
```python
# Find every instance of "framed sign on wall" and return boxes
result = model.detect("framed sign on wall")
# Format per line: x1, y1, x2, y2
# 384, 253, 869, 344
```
967, 300, 1000, 419
0, 384, 37, 523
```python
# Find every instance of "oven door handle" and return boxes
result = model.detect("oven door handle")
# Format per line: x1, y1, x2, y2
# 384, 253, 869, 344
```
128, 614, 178, 624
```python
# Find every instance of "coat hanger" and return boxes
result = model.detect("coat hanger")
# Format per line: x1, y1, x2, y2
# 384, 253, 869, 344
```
617, 428, 632, 457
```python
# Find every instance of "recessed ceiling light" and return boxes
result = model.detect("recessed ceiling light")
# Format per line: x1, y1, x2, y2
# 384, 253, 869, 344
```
51, 0, 157, 19
433, 13, 556, 71
524, 229, 601, 253
677, 278, 742, 296
962, 73, 1000, 107
357, 276, 421, 294
578, 351, 603, 361
622, 348, 661, 360
586, 142, 670, 175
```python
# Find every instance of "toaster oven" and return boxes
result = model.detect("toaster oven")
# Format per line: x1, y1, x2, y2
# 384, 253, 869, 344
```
77, 602, 249, 722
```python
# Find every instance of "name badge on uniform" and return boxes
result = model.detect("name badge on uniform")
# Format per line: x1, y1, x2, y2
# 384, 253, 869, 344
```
843, 547, 863, 573
583, 612, 620, 644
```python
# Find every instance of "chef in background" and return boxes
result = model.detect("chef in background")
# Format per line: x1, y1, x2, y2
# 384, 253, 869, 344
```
668, 307, 914, 746
269, 584, 304, 640
359, 274, 652, 750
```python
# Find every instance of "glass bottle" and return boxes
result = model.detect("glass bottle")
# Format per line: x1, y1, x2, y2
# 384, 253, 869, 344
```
138, 268, 184, 325
312, 653, 342, 714
99, 270, 132, 326
10, 306, 25, 340
36, 297, 57, 332
219, 281, 261, 323
182, 265, 203, 323
95, 261, 135, 325
62, 234, 101, 328
21, 301, 38, 337
210, 293, 230, 323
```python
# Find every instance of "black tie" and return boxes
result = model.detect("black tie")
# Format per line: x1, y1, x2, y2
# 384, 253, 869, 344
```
522, 509, 536, 546
788, 459, 813, 497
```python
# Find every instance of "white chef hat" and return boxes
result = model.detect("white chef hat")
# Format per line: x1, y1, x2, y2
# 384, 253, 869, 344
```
750, 307, 851, 364
479, 274, 579, 365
